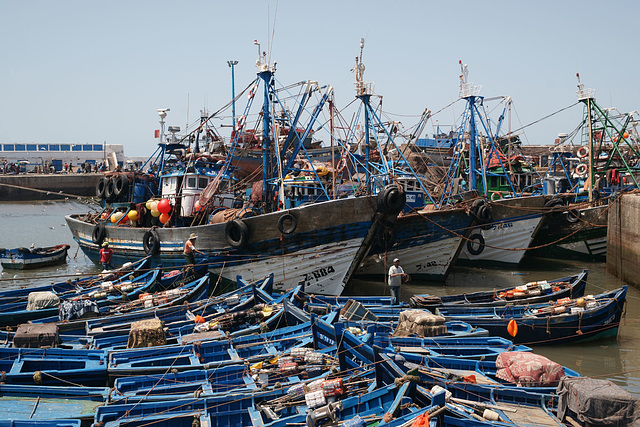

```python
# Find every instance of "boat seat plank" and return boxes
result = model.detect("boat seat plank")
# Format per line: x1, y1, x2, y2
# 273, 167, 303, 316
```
499, 403, 562, 427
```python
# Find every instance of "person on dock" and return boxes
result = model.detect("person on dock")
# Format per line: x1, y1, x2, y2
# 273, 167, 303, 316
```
387, 258, 406, 305
184, 233, 204, 266
99, 242, 114, 271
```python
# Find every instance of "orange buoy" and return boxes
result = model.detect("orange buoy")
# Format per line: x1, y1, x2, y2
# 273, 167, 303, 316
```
410, 412, 429, 427
507, 319, 518, 337
194, 315, 205, 324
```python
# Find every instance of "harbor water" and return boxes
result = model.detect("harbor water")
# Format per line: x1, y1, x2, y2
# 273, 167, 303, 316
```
1, 200, 638, 395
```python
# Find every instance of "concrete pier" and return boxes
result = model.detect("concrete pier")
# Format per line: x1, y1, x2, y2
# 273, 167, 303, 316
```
607, 193, 640, 288
0, 173, 102, 201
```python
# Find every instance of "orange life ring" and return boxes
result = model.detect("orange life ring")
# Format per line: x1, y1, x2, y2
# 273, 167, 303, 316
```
577, 146, 589, 158
575, 163, 588, 177
491, 192, 502, 201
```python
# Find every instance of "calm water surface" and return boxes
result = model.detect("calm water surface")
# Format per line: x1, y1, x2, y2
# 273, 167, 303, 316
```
1, 201, 638, 395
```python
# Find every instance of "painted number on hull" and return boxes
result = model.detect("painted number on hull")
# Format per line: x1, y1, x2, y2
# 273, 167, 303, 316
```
304, 265, 336, 283
491, 222, 513, 231
416, 262, 437, 271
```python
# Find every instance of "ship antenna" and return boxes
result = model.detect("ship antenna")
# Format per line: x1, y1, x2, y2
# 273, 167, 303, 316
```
267, 1, 278, 66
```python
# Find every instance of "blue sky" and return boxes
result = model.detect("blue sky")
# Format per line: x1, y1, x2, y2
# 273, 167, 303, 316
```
1, 0, 638, 157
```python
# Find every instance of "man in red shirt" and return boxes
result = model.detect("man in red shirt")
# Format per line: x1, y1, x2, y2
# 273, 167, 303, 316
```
99, 242, 114, 271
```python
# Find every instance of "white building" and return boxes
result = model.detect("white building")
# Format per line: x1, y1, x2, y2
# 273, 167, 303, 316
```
0, 143, 125, 171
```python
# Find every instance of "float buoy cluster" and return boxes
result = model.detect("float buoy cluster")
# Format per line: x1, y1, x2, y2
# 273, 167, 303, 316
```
145, 198, 172, 224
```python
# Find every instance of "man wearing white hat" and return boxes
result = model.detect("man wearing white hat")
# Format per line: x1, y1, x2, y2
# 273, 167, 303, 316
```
184, 233, 204, 266
387, 258, 405, 305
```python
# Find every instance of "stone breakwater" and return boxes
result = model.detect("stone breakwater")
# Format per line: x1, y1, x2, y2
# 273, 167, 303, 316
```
0, 173, 103, 201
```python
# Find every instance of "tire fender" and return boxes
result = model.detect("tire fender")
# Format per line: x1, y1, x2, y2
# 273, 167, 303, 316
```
277, 213, 297, 235
104, 178, 115, 201
225, 219, 249, 248
92, 223, 106, 245
143, 229, 161, 255
377, 185, 406, 214
114, 175, 130, 197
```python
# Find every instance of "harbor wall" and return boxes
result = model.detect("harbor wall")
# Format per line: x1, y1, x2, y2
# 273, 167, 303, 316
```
0, 173, 102, 201
607, 193, 640, 288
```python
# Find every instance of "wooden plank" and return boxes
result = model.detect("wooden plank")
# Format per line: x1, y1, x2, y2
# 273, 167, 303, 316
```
499, 403, 562, 427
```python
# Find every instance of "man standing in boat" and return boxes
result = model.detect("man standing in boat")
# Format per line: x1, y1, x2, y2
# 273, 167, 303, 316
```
388, 258, 407, 305
184, 233, 204, 266
99, 242, 114, 271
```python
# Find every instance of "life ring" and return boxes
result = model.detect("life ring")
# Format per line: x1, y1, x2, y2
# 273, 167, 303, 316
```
564, 209, 580, 224
114, 175, 130, 197
491, 192, 502, 201
575, 163, 588, 177
277, 213, 297, 235
92, 223, 106, 245
466, 233, 485, 256
95, 177, 108, 199
225, 219, 249, 248
103, 178, 115, 200
377, 185, 406, 214
142, 229, 161, 255
577, 146, 589, 158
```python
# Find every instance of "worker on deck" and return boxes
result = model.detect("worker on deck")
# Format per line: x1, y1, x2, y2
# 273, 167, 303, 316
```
184, 233, 204, 266
387, 257, 407, 305
99, 242, 114, 271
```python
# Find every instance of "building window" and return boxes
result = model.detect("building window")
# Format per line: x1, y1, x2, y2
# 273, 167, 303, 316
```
27, 144, 36, 151
15, 144, 26, 151
199, 177, 208, 188
72, 145, 82, 151
49, 144, 60, 151
60, 144, 70, 151
3, 144, 14, 151
187, 178, 197, 188
38, 144, 48, 151
93, 144, 102, 151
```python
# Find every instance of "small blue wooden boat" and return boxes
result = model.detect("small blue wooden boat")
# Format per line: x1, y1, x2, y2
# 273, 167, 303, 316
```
0, 347, 107, 386
410, 269, 588, 307
111, 346, 333, 403
0, 421, 81, 427
107, 296, 311, 378
388, 348, 580, 393
0, 384, 109, 422
0, 267, 162, 327
361, 323, 531, 360
0, 257, 151, 305
0, 245, 70, 270
94, 388, 285, 426
435, 286, 628, 345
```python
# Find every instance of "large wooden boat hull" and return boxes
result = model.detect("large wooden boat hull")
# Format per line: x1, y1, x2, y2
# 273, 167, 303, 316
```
66, 195, 394, 296
529, 204, 608, 260
457, 196, 546, 265
355, 207, 472, 281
